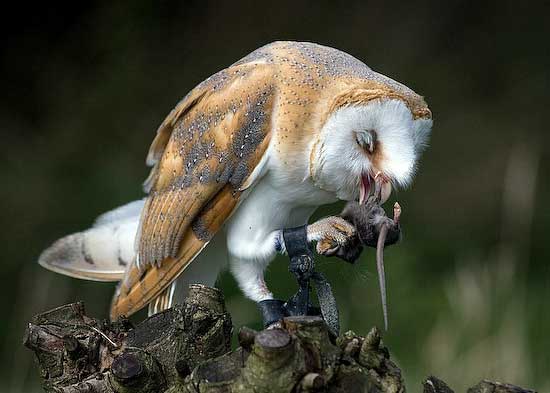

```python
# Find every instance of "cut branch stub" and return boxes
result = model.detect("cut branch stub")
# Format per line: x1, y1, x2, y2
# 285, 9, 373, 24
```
112, 353, 143, 382
253, 329, 292, 359
467, 380, 537, 393
109, 348, 165, 393
300, 372, 325, 391
284, 315, 339, 374
186, 283, 226, 313
237, 326, 258, 351
423, 376, 455, 393
359, 326, 385, 369
283, 316, 330, 353
240, 328, 305, 393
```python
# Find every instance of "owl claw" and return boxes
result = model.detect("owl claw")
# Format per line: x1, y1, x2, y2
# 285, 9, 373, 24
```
307, 216, 362, 263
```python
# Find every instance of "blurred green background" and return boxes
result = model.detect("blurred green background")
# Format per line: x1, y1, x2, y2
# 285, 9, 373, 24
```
2, 1, 549, 392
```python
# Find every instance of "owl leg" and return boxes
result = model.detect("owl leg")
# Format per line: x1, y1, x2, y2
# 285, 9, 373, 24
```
230, 226, 351, 328
229, 258, 273, 302
230, 256, 287, 327
227, 228, 283, 303
229, 228, 319, 327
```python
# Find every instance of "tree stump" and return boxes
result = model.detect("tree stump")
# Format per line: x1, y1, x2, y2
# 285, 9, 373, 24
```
24, 284, 537, 393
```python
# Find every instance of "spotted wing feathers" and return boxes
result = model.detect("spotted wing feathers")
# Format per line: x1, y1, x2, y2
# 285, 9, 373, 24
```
110, 63, 274, 319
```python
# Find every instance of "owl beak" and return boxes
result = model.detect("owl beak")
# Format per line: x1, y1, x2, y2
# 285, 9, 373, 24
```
375, 172, 392, 204
359, 172, 391, 205
359, 174, 371, 205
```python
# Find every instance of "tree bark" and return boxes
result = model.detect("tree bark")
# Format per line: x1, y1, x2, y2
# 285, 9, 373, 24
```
24, 284, 537, 393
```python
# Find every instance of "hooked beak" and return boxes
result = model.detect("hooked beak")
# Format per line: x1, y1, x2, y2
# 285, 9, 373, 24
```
359, 172, 392, 205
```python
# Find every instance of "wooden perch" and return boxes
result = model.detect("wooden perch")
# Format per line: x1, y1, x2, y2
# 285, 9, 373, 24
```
24, 284, 537, 393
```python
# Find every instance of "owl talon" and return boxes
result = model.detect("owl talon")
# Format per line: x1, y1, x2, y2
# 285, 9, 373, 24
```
308, 216, 362, 263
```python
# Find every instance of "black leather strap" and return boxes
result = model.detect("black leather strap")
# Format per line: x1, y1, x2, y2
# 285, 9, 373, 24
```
310, 271, 339, 336
281, 225, 340, 336
258, 299, 286, 327
282, 225, 311, 262
283, 225, 312, 316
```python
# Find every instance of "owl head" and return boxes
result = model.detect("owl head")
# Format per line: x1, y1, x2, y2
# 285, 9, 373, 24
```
310, 94, 432, 204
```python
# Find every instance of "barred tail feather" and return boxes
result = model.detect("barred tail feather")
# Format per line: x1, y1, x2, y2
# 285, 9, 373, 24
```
38, 200, 145, 282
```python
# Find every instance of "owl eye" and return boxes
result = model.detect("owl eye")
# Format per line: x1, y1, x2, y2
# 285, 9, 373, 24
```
355, 130, 376, 153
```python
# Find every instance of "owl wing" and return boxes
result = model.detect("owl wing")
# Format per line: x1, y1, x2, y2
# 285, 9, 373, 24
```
110, 63, 275, 319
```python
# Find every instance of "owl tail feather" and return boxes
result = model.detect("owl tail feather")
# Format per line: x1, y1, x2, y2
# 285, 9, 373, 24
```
38, 199, 145, 282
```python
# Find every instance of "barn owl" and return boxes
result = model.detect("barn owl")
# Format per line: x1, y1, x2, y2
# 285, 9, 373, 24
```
38, 41, 432, 321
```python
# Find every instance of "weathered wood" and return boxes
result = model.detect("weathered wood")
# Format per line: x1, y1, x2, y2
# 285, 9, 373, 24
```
467, 380, 536, 393
24, 285, 538, 393
236, 326, 257, 351
424, 376, 455, 393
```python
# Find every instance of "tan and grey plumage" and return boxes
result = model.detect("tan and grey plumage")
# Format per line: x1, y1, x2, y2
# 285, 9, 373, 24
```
38, 41, 432, 322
